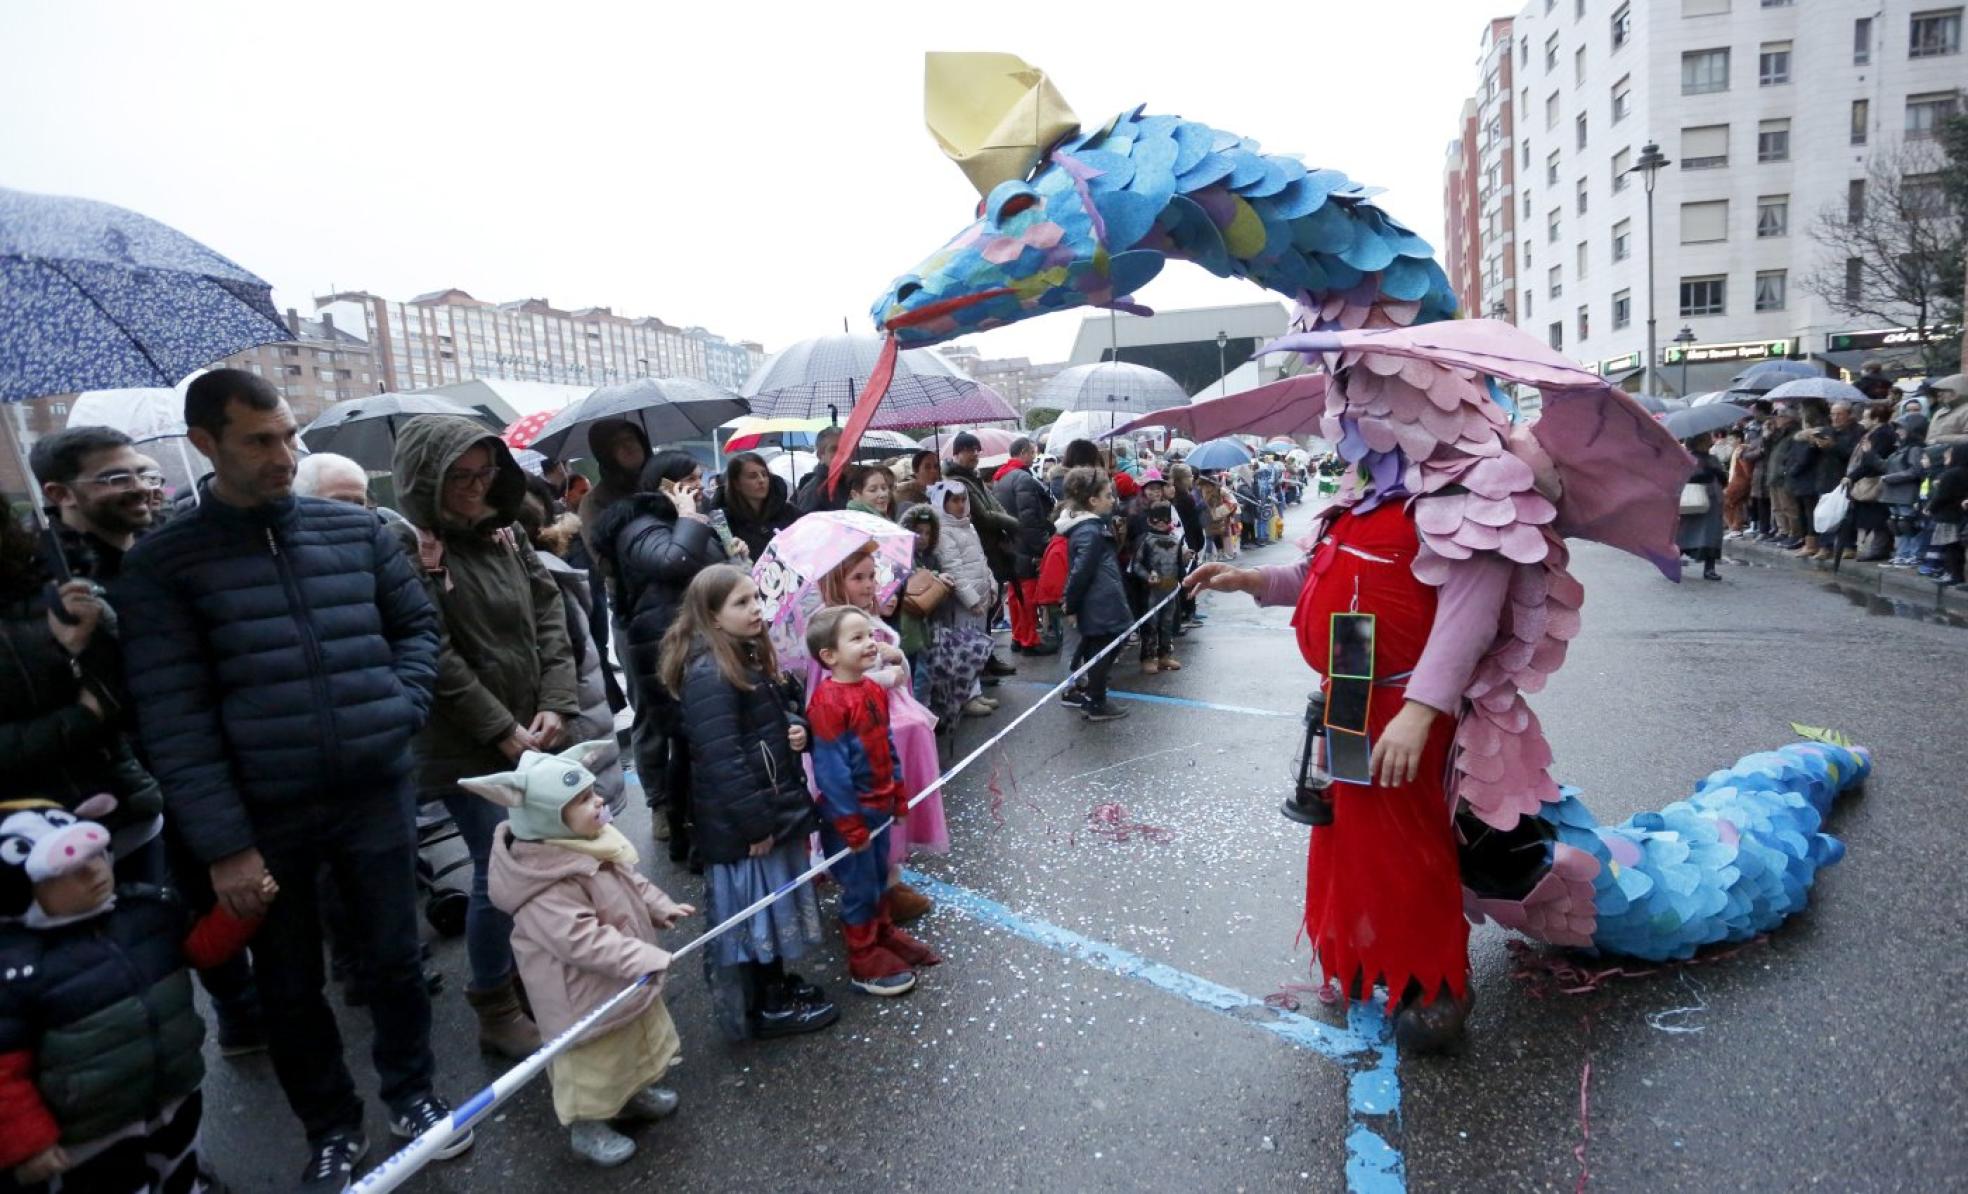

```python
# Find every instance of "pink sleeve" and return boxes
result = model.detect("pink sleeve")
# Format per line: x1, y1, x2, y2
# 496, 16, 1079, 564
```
1253, 559, 1310, 608
1405, 555, 1513, 714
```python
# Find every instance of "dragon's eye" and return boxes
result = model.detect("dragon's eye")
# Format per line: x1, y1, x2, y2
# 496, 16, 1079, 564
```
998, 192, 1040, 221
985, 180, 1043, 227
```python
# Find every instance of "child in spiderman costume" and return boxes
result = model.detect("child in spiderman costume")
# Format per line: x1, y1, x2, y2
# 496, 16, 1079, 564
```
803, 606, 943, 997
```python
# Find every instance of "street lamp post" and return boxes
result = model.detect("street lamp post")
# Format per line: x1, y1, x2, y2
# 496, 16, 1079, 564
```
1626, 142, 1671, 397
1215, 330, 1229, 396
1673, 325, 1697, 396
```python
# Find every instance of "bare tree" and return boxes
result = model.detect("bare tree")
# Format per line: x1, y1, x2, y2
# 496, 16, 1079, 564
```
1805, 136, 1965, 375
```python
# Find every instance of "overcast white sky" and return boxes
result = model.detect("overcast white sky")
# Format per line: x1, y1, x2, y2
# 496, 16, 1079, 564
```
0, 0, 1492, 365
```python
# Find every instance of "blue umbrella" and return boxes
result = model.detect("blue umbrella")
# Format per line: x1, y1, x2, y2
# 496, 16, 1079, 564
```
1262, 438, 1296, 454
1, 188, 289, 582
1, 187, 290, 402
1184, 436, 1256, 471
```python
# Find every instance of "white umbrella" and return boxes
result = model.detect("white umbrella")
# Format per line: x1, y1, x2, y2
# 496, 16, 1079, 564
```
762, 449, 817, 489
741, 333, 1016, 428
66, 378, 211, 495
1030, 361, 1189, 416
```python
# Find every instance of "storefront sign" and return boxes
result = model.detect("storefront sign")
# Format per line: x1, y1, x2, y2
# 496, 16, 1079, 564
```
1823, 325, 1954, 352
1660, 338, 1795, 366
1598, 351, 1641, 375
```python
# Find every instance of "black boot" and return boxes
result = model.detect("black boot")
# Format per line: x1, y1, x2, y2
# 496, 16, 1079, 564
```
748, 962, 839, 1039
1392, 982, 1474, 1055
1702, 561, 1721, 581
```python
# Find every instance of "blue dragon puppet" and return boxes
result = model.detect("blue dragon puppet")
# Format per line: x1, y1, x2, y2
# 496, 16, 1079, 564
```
867, 54, 1869, 963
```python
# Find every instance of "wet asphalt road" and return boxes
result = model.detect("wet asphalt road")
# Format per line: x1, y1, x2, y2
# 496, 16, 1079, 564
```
201, 504, 1968, 1192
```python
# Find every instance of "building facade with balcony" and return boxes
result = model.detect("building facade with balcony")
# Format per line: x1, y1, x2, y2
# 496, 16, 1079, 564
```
313, 289, 765, 395
1454, 0, 1961, 394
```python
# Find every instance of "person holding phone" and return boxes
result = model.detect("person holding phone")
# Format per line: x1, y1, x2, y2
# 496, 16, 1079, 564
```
592, 450, 732, 863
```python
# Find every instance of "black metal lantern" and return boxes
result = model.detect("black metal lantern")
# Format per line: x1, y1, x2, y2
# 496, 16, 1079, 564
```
1282, 690, 1334, 826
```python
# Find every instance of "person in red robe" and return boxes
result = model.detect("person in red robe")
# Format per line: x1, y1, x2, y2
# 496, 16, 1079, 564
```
1189, 497, 1509, 1053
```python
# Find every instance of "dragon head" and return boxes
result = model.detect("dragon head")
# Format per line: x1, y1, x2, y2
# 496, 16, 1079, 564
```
873, 152, 1166, 348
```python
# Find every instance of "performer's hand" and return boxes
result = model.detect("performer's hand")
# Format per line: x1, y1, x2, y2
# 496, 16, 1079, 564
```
1183, 562, 1261, 596
787, 724, 808, 752
1371, 701, 1438, 788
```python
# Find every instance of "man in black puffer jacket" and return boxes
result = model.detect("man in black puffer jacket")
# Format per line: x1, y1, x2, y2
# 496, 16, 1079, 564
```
992, 437, 1056, 655
115, 370, 463, 1189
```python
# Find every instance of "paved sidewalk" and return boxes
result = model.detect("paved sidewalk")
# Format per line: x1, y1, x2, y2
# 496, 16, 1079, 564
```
1723, 532, 1968, 615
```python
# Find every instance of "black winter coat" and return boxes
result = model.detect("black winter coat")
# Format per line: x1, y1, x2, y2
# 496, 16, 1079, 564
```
0, 595, 160, 832
714, 474, 799, 561
675, 650, 817, 864
991, 462, 1055, 578
1061, 512, 1133, 636
593, 495, 729, 721
115, 485, 441, 864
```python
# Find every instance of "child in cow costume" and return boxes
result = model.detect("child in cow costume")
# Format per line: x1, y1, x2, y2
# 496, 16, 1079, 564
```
0, 796, 259, 1192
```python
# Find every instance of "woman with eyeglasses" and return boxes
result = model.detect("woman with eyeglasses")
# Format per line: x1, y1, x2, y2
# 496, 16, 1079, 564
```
390, 414, 585, 1060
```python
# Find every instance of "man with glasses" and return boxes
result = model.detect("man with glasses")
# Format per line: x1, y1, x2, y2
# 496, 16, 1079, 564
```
116, 369, 466, 1190
27, 425, 162, 581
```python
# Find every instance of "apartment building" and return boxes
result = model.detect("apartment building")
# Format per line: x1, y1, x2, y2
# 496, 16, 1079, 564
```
1445, 19, 1524, 322
218, 309, 381, 426
1448, 0, 1962, 393
313, 288, 766, 395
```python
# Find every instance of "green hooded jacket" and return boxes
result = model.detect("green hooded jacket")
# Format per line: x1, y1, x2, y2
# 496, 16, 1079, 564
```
391, 415, 580, 794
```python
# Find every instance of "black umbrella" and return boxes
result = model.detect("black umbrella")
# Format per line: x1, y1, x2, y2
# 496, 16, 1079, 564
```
527, 378, 750, 460
1661, 402, 1751, 441
300, 392, 501, 469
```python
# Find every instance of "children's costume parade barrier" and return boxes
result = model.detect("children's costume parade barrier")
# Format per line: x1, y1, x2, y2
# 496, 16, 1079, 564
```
352, 586, 1189, 1193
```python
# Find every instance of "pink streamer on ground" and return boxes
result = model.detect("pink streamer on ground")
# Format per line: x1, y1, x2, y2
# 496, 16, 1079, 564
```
1083, 803, 1175, 845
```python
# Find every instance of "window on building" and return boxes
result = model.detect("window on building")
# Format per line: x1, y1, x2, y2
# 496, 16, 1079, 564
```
1848, 178, 1867, 222
1612, 146, 1632, 191
1844, 99, 1869, 147
1524, 189, 1534, 219
283, 364, 302, 377
1761, 0, 1793, 6
1548, 149, 1562, 184
1577, 0, 1586, 15
1754, 270, 1788, 311
1681, 124, 1729, 169
1526, 288, 1535, 317
1549, 265, 1563, 298
1682, 49, 1730, 94
1546, 32, 1560, 70
1682, 200, 1729, 243
282, 345, 299, 357
315, 367, 334, 382
1853, 17, 1873, 63
1905, 172, 1949, 215
1759, 41, 1792, 85
1612, 219, 1632, 261
1679, 275, 1727, 316
1577, 305, 1591, 340
1757, 118, 1790, 162
1523, 137, 1532, 168
1576, 112, 1588, 149
1613, 289, 1632, 329
1910, 9, 1963, 57
1526, 238, 1534, 267
1549, 207, 1563, 242
1577, 176, 1590, 213
1612, 2, 1632, 49
1611, 76, 1632, 123
1574, 45, 1587, 85
1577, 240, 1589, 276
1682, 0, 1730, 14
1547, 90, 1561, 129
1756, 195, 1789, 237
1844, 257, 1863, 302
1549, 321, 1565, 350
1907, 92, 1961, 138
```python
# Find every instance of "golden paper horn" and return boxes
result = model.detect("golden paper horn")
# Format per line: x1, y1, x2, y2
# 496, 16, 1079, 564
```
924, 52, 1081, 198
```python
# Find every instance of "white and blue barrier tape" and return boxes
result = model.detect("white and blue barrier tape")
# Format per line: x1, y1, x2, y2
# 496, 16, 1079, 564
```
354, 585, 1190, 1192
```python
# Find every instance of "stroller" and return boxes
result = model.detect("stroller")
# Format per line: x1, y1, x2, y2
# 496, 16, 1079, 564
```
1234, 483, 1276, 547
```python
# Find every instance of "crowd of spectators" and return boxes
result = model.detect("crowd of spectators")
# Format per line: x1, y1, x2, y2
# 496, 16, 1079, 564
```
0, 366, 1309, 1190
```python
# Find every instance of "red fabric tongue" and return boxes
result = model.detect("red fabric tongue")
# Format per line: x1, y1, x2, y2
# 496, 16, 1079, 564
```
825, 333, 900, 498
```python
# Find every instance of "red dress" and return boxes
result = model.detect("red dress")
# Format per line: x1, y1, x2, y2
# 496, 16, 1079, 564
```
1292, 502, 1470, 1004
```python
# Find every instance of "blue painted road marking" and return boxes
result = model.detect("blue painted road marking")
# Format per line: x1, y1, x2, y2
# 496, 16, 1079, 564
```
904, 871, 1406, 1192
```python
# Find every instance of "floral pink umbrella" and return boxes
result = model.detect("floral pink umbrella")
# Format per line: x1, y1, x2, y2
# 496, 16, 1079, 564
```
751, 510, 917, 663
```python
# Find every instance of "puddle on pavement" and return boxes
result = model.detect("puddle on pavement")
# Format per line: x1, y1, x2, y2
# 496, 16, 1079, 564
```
1819, 581, 1968, 628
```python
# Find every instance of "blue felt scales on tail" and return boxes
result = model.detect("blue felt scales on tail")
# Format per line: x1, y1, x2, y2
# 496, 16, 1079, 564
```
1541, 742, 1870, 962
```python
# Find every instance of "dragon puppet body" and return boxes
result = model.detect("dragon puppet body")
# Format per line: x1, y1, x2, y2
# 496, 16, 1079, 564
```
864, 55, 1868, 964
